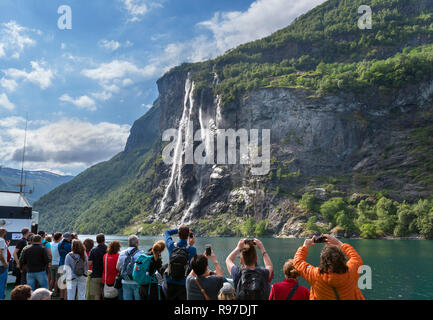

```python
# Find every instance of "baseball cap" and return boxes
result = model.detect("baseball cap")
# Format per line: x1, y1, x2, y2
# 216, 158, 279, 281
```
219, 282, 234, 295
63, 232, 72, 240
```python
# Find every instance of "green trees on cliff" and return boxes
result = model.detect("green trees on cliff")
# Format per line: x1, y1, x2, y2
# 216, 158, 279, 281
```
302, 194, 433, 239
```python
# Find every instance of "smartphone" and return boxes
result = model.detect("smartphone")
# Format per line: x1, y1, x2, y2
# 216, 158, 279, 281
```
205, 244, 212, 256
190, 232, 194, 238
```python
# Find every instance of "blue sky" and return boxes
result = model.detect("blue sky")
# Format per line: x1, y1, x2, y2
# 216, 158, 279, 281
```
0, 0, 325, 175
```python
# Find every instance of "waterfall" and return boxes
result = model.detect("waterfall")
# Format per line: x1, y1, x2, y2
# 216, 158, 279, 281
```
159, 76, 194, 214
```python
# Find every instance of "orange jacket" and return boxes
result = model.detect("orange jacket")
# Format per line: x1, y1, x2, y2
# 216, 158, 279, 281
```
293, 243, 365, 300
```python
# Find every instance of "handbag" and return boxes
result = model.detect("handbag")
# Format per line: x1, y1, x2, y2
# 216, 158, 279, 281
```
103, 254, 118, 299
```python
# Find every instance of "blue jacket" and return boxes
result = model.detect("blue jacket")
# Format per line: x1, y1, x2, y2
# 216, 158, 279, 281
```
164, 229, 197, 285
58, 239, 72, 266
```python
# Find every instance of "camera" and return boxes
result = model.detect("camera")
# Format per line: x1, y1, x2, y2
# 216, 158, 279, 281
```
205, 244, 212, 256
244, 239, 255, 245
189, 232, 194, 238
314, 235, 326, 243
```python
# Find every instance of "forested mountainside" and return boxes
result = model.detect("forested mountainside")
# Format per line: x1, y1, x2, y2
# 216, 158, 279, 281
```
35, 0, 433, 239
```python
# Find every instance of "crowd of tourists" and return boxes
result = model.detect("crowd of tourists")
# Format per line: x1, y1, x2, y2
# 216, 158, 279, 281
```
0, 226, 365, 300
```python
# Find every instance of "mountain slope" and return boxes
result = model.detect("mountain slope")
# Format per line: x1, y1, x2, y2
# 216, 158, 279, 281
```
35, 0, 433, 238
0, 167, 73, 204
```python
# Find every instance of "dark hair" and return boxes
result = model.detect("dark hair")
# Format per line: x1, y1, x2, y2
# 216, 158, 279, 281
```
107, 240, 121, 255
283, 259, 299, 279
319, 245, 349, 274
38, 230, 46, 237
178, 226, 190, 240
0, 228, 6, 236
191, 254, 208, 276
32, 235, 42, 243
21, 228, 29, 236
71, 239, 86, 261
11, 285, 32, 300
241, 242, 257, 267
27, 233, 34, 242
96, 233, 105, 244
53, 232, 62, 241
45, 236, 52, 243
83, 238, 94, 252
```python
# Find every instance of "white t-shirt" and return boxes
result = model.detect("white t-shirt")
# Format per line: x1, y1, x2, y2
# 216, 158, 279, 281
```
0, 237, 7, 266
51, 242, 60, 266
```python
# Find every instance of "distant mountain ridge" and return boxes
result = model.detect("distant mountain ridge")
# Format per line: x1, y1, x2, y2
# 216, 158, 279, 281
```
0, 167, 74, 204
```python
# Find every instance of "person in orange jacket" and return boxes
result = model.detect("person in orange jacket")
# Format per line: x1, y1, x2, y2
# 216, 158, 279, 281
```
293, 234, 365, 300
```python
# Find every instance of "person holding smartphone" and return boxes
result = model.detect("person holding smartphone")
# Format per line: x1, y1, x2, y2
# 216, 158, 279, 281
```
186, 245, 225, 300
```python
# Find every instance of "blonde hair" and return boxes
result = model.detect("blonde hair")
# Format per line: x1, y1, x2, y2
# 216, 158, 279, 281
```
218, 292, 235, 300
283, 259, 300, 279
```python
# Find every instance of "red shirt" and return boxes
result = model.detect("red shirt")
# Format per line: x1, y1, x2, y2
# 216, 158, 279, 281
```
102, 253, 119, 285
268, 278, 310, 300
86, 251, 92, 271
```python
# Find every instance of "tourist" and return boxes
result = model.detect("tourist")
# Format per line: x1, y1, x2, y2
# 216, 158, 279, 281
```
49, 232, 62, 297
226, 238, 273, 300
88, 234, 106, 300
0, 228, 8, 300
83, 238, 94, 299
10, 284, 32, 300
18, 233, 34, 285
218, 282, 235, 300
12, 228, 30, 286
137, 240, 166, 300
102, 240, 121, 300
64, 239, 88, 300
293, 234, 365, 300
21, 235, 50, 290
268, 259, 310, 300
164, 226, 197, 300
186, 252, 224, 300
116, 235, 143, 300
30, 288, 52, 300
58, 232, 73, 300
38, 231, 53, 289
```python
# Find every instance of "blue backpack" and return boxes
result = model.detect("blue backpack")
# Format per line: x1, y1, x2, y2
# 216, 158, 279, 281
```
132, 253, 157, 285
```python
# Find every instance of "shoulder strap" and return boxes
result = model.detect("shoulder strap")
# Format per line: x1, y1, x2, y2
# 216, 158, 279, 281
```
332, 287, 341, 300
194, 277, 211, 301
104, 254, 108, 283
129, 247, 138, 257
286, 283, 299, 300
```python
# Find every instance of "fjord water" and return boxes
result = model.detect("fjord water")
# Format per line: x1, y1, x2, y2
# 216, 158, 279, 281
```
78, 235, 433, 300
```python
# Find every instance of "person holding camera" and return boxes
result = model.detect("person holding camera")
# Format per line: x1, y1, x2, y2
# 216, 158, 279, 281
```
225, 238, 273, 300
293, 234, 365, 300
186, 245, 225, 300
164, 226, 197, 300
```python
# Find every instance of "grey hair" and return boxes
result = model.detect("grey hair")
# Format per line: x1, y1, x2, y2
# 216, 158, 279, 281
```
30, 288, 52, 300
128, 235, 139, 247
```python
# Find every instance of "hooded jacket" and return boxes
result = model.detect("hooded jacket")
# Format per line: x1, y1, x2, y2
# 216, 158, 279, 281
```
293, 243, 365, 300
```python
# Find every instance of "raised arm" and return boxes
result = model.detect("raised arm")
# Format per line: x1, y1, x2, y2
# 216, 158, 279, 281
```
293, 237, 318, 285
254, 239, 273, 280
164, 229, 178, 252
225, 239, 244, 274
340, 243, 363, 273
208, 251, 224, 278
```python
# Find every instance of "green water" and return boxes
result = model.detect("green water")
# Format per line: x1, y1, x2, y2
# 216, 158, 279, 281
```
78, 235, 433, 300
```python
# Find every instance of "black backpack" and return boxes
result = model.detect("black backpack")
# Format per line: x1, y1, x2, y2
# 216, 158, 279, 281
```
168, 244, 189, 281
235, 268, 267, 300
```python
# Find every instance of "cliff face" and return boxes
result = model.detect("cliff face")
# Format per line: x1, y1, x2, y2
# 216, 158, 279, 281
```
128, 66, 433, 235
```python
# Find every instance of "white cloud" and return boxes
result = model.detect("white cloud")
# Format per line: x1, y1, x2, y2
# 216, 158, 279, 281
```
0, 21, 40, 59
121, 0, 149, 22
0, 118, 131, 174
59, 94, 97, 111
198, 0, 327, 54
122, 78, 133, 86
0, 93, 15, 110
99, 40, 121, 51
91, 91, 112, 101
82, 60, 156, 82
3, 61, 54, 90
0, 78, 18, 92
